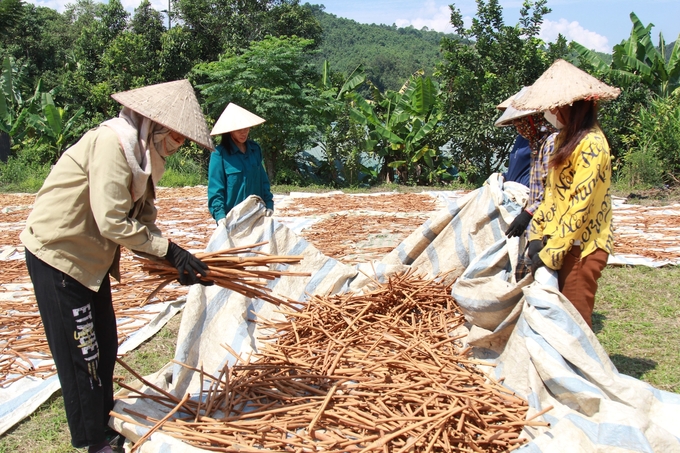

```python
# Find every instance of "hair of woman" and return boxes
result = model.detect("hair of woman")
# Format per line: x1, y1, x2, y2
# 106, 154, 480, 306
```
550, 100, 599, 168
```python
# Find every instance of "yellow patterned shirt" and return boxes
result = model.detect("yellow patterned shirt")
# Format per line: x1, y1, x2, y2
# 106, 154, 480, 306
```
529, 126, 614, 270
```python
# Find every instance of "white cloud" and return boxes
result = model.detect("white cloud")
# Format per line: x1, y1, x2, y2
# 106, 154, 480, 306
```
25, 0, 66, 12
541, 18, 610, 53
394, 0, 454, 33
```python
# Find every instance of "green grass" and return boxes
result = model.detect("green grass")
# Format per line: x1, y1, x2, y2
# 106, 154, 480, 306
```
0, 152, 475, 194
0, 158, 51, 193
594, 266, 680, 393
0, 393, 71, 453
157, 151, 208, 187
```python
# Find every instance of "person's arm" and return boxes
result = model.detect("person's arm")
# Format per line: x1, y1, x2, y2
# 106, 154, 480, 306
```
135, 189, 162, 237
526, 133, 556, 214
528, 200, 549, 242
539, 132, 609, 270
208, 147, 227, 222
88, 130, 168, 258
255, 143, 274, 210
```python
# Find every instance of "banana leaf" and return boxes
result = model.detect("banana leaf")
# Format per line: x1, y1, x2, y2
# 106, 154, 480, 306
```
321, 60, 330, 90
620, 54, 653, 80
571, 42, 610, 74
372, 122, 403, 144
63, 106, 85, 137
410, 115, 440, 145
667, 37, 680, 82
387, 160, 407, 169
0, 92, 9, 131
1, 58, 14, 104
42, 93, 62, 137
409, 77, 438, 116
337, 65, 364, 99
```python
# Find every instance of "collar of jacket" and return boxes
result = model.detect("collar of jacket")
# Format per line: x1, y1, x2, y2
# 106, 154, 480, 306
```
224, 135, 253, 155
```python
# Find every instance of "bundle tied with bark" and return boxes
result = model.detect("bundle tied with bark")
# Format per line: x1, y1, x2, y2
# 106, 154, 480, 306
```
135, 241, 309, 307
113, 270, 550, 452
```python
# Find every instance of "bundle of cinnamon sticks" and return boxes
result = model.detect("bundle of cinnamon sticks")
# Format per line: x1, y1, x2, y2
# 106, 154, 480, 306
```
113, 270, 548, 452
135, 241, 309, 307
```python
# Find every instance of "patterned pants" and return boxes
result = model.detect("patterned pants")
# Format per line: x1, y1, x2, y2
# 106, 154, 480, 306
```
25, 250, 117, 449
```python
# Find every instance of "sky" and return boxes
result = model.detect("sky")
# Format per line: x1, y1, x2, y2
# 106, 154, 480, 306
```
24, 0, 680, 54
316, 0, 680, 53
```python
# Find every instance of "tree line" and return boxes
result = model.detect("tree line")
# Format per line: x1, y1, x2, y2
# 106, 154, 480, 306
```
1, 0, 679, 190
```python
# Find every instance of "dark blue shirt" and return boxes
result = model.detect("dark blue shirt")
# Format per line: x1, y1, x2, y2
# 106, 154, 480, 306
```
503, 135, 531, 187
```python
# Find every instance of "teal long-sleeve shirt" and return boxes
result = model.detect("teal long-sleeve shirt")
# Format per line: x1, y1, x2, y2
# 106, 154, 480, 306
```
207, 137, 274, 222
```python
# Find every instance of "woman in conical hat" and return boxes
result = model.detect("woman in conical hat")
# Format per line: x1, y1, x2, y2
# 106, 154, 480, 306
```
495, 87, 557, 240
20, 80, 213, 453
515, 59, 620, 329
207, 103, 274, 226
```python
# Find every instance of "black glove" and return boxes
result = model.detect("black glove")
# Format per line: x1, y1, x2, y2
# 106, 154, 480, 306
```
505, 210, 533, 237
530, 252, 546, 277
527, 239, 544, 259
164, 242, 210, 286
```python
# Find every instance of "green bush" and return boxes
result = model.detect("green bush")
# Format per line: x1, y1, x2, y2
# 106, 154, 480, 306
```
618, 146, 665, 189
598, 80, 653, 164
158, 149, 207, 187
0, 141, 54, 192
627, 93, 680, 185
0, 157, 51, 193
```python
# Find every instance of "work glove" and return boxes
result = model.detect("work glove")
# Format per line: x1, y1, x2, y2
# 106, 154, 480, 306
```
164, 241, 211, 286
217, 218, 227, 228
265, 208, 274, 217
505, 210, 533, 237
530, 252, 546, 277
527, 239, 544, 259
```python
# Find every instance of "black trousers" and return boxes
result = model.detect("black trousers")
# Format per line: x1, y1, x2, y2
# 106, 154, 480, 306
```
25, 250, 117, 449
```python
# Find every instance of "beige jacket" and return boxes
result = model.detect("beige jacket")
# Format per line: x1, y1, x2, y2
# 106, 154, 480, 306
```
21, 126, 169, 291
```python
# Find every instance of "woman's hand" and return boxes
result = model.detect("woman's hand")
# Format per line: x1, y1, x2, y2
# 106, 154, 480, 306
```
164, 242, 210, 285
506, 210, 532, 237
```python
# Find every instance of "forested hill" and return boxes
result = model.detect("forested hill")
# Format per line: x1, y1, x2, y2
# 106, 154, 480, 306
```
307, 4, 457, 92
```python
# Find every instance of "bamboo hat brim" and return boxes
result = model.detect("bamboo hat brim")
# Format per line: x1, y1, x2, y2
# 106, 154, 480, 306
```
111, 80, 213, 150
494, 87, 537, 127
496, 93, 515, 110
511, 59, 621, 111
210, 103, 266, 136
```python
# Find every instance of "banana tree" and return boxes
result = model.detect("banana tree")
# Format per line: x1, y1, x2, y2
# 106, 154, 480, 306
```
0, 57, 32, 161
25, 92, 85, 161
312, 61, 368, 185
350, 73, 444, 184
572, 12, 680, 96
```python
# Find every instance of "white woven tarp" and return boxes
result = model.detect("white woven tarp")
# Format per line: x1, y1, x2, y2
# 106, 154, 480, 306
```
111, 177, 680, 452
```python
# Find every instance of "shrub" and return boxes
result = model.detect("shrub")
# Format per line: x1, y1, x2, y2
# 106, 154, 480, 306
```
0, 157, 51, 193
158, 149, 207, 187
618, 146, 665, 189
628, 92, 680, 185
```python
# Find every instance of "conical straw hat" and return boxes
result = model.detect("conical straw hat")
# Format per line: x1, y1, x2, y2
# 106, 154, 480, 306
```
494, 87, 538, 127
496, 92, 514, 110
210, 103, 266, 136
111, 80, 213, 149
511, 59, 621, 111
